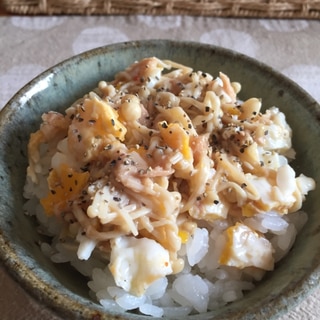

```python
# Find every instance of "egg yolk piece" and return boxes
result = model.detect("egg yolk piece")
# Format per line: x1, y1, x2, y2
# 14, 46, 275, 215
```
67, 94, 127, 163
158, 121, 193, 162
219, 222, 274, 271
41, 163, 89, 216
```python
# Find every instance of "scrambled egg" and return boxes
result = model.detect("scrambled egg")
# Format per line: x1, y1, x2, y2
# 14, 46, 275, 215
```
219, 222, 274, 270
109, 236, 172, 296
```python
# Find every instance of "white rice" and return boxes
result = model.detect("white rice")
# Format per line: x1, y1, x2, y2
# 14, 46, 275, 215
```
23, 191, 307, 317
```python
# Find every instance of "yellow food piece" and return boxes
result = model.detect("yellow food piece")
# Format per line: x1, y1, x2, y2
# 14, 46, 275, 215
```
28, 130, 45, 161
178, 229, 189, 244
27, 130, 46, 183
241, 203, 257, 217
41, 163, 89, 216
82, 96, 127, 141
222, 103, 241, 116
159, 122, 193, 161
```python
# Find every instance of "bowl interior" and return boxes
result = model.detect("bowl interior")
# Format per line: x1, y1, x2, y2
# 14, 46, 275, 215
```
0, 40, 320, 320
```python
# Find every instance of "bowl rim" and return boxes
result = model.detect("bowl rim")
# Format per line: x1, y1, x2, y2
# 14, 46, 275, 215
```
0, 39, 320, 320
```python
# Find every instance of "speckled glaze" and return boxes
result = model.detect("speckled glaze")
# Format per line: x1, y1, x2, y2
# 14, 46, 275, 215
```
0, 40, 320, 320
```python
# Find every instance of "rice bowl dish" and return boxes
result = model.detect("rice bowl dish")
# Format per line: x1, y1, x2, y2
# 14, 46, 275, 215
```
1, 40, 320, 320
22, 56, 315, 318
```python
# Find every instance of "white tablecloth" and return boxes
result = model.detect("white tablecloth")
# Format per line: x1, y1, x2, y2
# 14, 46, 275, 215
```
1, 16, 320, 320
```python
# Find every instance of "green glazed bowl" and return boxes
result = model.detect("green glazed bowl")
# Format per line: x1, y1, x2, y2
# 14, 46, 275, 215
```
0, 40, 319, 320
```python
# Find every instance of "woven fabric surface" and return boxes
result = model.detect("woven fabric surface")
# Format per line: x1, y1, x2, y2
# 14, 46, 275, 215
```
2, 0, 320, 18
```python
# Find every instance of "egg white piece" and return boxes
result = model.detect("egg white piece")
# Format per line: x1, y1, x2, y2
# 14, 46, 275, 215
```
109, 236, 172, 296
220, 223, 274, 270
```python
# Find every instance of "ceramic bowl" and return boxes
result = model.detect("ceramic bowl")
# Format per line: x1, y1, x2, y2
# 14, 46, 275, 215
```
0, 40, 320, 320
